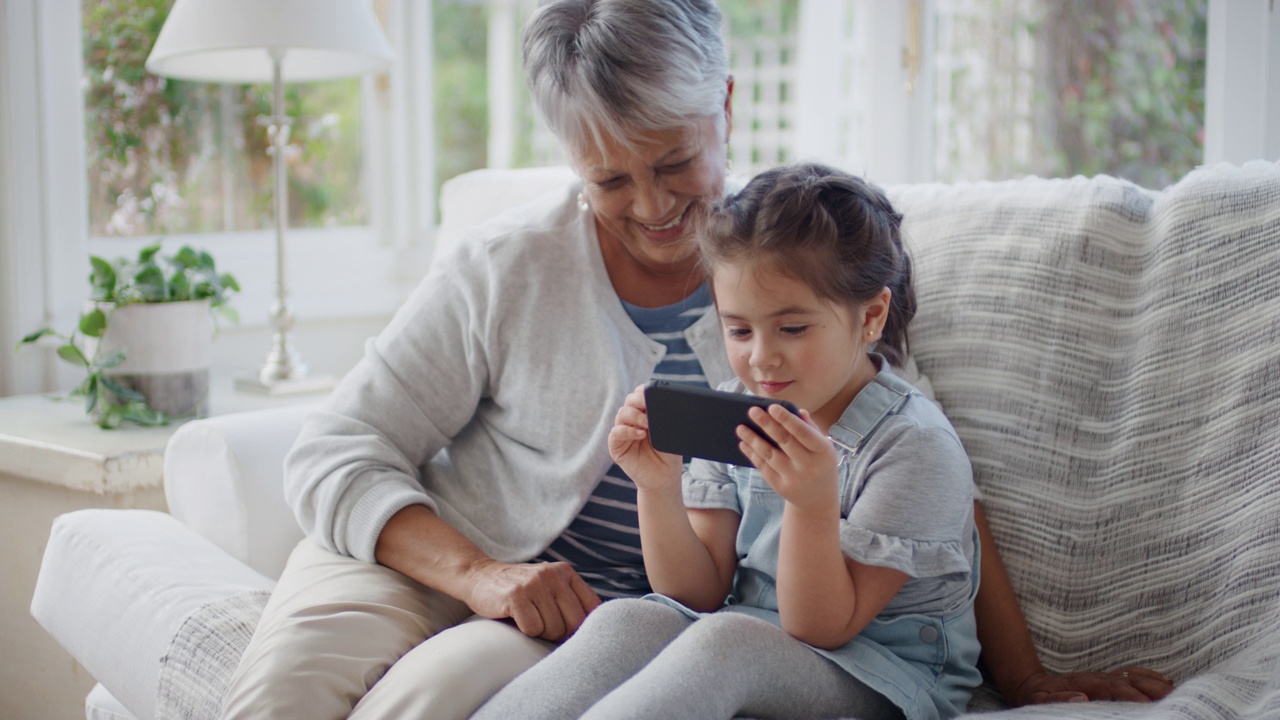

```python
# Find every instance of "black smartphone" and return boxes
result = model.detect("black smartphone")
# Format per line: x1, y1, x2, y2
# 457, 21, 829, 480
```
643, 380, 800, 467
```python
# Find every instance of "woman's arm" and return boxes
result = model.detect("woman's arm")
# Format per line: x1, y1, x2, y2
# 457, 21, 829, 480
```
376, 504, 600, 641
974, 501, 1175, 705
610, 386, 739, 610
739, 405, 908, 649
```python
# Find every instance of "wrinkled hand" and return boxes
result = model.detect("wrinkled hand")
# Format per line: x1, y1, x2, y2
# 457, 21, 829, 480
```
737, 405, 839, 510
462, 558, 601, 641
608, 385, 682, 492
1013, 668, 1175, 706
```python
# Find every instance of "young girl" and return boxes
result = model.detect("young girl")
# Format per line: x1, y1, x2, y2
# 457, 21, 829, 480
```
472, 163, 981, 720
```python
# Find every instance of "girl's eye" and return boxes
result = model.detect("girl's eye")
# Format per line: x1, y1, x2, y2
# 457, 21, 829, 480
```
781, 325, 809, 336
726, 327, 751, 339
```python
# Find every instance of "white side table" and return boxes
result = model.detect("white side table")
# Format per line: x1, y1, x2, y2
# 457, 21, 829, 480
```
0, 385, 323, 720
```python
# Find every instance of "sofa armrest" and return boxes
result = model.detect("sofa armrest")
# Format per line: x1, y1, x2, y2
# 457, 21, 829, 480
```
164, 404, 317, 580
31, 509, 274, 720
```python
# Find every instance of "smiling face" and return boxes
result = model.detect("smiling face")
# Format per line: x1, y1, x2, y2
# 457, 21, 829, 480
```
712, 259, 890, 432
572, 110, 730, 305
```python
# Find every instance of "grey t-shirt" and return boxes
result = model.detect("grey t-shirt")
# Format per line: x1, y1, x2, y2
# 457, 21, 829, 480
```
683, 356, 977, 617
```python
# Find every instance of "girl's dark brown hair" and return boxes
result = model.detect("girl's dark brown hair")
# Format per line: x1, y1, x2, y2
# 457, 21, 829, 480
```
697, 162, 916, 367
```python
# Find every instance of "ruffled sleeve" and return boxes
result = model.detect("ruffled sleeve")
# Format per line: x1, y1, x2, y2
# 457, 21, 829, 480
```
839, 525, 971, 577
839, 419, 974, 579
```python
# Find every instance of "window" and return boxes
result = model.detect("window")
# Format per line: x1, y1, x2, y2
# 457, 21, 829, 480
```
82, 0, 368, 237
932, 0, 1207, 188
1, 0, 1271, 397
434, 1, 1206, 188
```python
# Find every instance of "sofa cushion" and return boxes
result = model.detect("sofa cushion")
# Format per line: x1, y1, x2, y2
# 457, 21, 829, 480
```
888, 160, 1280, 710
30, 510, 274, 720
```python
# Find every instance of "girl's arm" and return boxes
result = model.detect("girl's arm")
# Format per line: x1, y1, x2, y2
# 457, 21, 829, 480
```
609, 386, 740, 611
638, 496, 739, 611
776, 503, 908, 649
739, 404, 908, 649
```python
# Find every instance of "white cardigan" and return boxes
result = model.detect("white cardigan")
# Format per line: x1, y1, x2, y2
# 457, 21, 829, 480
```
285, 184, 734, 564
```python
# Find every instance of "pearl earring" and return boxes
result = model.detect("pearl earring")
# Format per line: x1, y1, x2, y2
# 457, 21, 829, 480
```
577, 192, 590, 213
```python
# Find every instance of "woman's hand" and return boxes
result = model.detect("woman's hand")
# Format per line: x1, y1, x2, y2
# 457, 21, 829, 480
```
737, 405, 840, 509
1013, 668, 1175, 706
608, 385, 682, 491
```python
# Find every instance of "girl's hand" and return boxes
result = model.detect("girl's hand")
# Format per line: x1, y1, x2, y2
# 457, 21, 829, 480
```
608, 385, 682, 491
737, 405, 839, 510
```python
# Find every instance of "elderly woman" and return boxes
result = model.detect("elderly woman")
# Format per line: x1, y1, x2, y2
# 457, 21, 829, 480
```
219, 1, 1173, 719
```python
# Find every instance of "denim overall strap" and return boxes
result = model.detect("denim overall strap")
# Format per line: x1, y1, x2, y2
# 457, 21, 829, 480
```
828, 370, 915, 455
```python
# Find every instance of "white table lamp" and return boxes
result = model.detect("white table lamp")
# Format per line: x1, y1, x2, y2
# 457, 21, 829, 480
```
146, 0, 394, 394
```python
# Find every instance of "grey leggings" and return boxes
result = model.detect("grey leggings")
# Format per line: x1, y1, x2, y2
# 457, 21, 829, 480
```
470, 598, 904, 720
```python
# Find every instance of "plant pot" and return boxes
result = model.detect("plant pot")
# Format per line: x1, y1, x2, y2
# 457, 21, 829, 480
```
93, 300, 213, 418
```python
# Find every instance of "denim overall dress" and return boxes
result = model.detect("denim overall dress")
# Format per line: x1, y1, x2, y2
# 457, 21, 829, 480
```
657, 368, 983, 720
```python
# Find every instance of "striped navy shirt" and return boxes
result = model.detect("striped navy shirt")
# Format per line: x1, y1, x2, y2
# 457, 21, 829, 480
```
535, 283, 713, 598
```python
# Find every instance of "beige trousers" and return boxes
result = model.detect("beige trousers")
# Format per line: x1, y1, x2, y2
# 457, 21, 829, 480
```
220, 539, 555, 720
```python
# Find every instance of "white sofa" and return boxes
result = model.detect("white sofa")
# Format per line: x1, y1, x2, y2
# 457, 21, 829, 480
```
32, 161, 1280, 720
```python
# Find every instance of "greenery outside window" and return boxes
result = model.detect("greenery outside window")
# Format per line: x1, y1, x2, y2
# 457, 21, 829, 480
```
83, 0, 368, 238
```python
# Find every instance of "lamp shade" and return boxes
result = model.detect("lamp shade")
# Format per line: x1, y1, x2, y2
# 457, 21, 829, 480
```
145, 0, 394, 83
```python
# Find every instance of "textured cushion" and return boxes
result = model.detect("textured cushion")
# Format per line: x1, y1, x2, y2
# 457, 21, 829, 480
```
888, 160, 1280, 718
30, 510, 274, 720
154, 591, 271, 720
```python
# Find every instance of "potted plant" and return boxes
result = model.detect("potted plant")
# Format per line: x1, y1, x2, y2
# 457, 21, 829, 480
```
16, 243, 239, 429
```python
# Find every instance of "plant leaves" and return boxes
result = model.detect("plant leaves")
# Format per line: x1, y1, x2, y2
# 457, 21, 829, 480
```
78, 308, 108, 337
16, 327, 56, 349
57, 343, 90, 367
219, 273, 241, 293
101, 377, 147, 403
97, 349, 126, 369
173, 245, 200, 270
137, 242, 162, 264
169, 270, 191, 301
218, 306, 240, 325
98, 404, 124, 430
89, 256, 117, 301
133, 264, 168, 302
84, 376, 99, 414
197, 250, 215, 271
121, 402, 168, 427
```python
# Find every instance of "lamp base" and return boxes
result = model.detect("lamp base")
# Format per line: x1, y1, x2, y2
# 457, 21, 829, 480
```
234, 373, 336, 396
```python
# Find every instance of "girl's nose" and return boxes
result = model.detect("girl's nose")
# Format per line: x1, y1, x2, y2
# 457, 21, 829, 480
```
749, 340, 778, 370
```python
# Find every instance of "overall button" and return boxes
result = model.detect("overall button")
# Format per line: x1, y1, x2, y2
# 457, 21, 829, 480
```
919, 626, 939, 643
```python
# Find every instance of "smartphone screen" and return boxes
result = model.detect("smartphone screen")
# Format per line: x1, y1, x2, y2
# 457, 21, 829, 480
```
643, 381, 800, 466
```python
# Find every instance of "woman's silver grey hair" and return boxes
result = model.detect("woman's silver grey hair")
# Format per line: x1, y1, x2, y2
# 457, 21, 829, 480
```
522, 0, 730, 154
